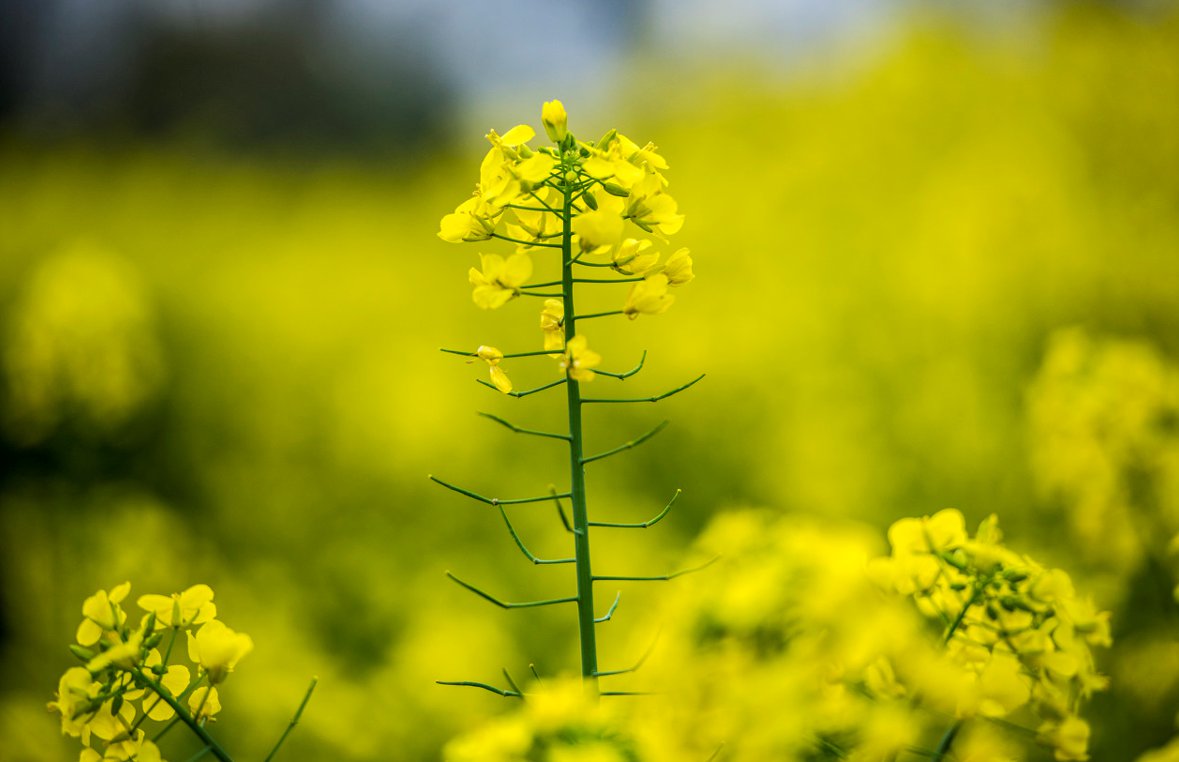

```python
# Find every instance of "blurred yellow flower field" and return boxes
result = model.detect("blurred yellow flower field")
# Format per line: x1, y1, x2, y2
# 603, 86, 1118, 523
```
3, 6, 1179, 760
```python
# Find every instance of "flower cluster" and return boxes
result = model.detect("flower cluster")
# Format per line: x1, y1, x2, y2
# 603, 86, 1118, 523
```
1028, 328, 1179, 584
870, 509, 1111, 760
444, 678, 639, 762
48, 582, 253, 761
443, 507, 1111, 762
438, 100, 694, 392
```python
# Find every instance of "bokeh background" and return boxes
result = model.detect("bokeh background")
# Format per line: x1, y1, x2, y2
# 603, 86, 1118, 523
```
3, 0, 1179, 759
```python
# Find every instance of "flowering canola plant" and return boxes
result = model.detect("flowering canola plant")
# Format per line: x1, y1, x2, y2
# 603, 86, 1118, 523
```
49, 582, 315, 762
434, 100, 703, 697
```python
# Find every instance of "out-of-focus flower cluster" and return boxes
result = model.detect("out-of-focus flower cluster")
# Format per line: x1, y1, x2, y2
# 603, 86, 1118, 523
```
1028, 328, 1179, 585
437, 101, 694, 393
870, 508, 1111, 760
48, 583, 252, 761
444, 677, 639, 762
443, 507, 1111, 761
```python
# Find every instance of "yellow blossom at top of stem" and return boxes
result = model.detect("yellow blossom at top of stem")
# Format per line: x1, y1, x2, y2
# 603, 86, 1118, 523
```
541, 100, 568, 143
187, 620, 253, 685
559, 335, 600, 382
469, 252, 532, 310
623, 273, 675, 319
137, 584, 216, 629
540, 299, 565, 353
77, 582, 131, 646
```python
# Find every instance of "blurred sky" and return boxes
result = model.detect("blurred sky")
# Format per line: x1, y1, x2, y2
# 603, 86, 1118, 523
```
1, 0, 1056, 151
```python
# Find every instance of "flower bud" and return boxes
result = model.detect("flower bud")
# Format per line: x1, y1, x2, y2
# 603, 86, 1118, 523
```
542, 100, 568, 143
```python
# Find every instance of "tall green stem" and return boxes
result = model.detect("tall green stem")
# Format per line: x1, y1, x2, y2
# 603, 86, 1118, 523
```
560, 154, 600, 696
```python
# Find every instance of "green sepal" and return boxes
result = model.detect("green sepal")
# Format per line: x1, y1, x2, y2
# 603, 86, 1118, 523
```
583, 192, 598, 210
601, 182, 628, 197
69, 645, 96, 662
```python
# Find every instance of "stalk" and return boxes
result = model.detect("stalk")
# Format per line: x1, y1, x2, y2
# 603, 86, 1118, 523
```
559, 154, 600, 695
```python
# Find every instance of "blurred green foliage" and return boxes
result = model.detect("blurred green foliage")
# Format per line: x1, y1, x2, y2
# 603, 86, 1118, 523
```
3, 6, 1179, 760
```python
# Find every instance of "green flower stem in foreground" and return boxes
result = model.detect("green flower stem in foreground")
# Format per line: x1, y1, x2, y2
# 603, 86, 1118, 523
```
558, 156, 600, 689
435, 100, 700, 698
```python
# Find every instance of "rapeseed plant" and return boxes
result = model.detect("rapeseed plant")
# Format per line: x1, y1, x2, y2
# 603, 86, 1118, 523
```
49, 583, 314, 762
434, 100, 702, 698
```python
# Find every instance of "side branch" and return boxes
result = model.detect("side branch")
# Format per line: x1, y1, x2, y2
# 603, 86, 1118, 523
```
446, 571, 578, 609
490, 232, 562, 249
429, 475, 571, 506
593, 350, 647, 380
574, 309, 625, 321
582, 374, 704, 404
435, 680, 522, 699
572, 277, 645, 284
593, 556, 719, 583
262, 677, 319, 762
478, 378, 567, 397
594, 631, 660, 677
442, 348, 557, 360
594, 591, 622, 623
498, 505, 575, 565
479, 412, 571, 441
549, 488, 577, 535
581, 421, 668, 464
590, 489, 681, 529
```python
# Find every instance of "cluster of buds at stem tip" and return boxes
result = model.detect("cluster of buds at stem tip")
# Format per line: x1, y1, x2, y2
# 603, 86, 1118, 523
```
438, 99, 696, 393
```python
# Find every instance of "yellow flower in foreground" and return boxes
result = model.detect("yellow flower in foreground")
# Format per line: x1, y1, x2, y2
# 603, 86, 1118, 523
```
469, 252, 533, 310
77, 582, 131, 646
540, 299, 565, 353
187, 620, 253, 685
559, 335, 600, 382
474, 345, 512, 394
623, 273, 674, 319
542, 99, 568, 143
138, 584, 216, 629
142, 650, 191, 721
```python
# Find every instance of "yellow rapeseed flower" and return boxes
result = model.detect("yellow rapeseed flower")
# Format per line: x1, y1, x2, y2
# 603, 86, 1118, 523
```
137, 584, 216, 629
187, 620, 253, 685
610, 238, 659, 275
662, 248, 695, 285
559, 335, 600, 382
469, 252, 532, 310
474, 345, 512, 394
77, 582, 131, 647
541, 100, 568, 143
540, 299, 564, 353
623, 273, 675, 319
